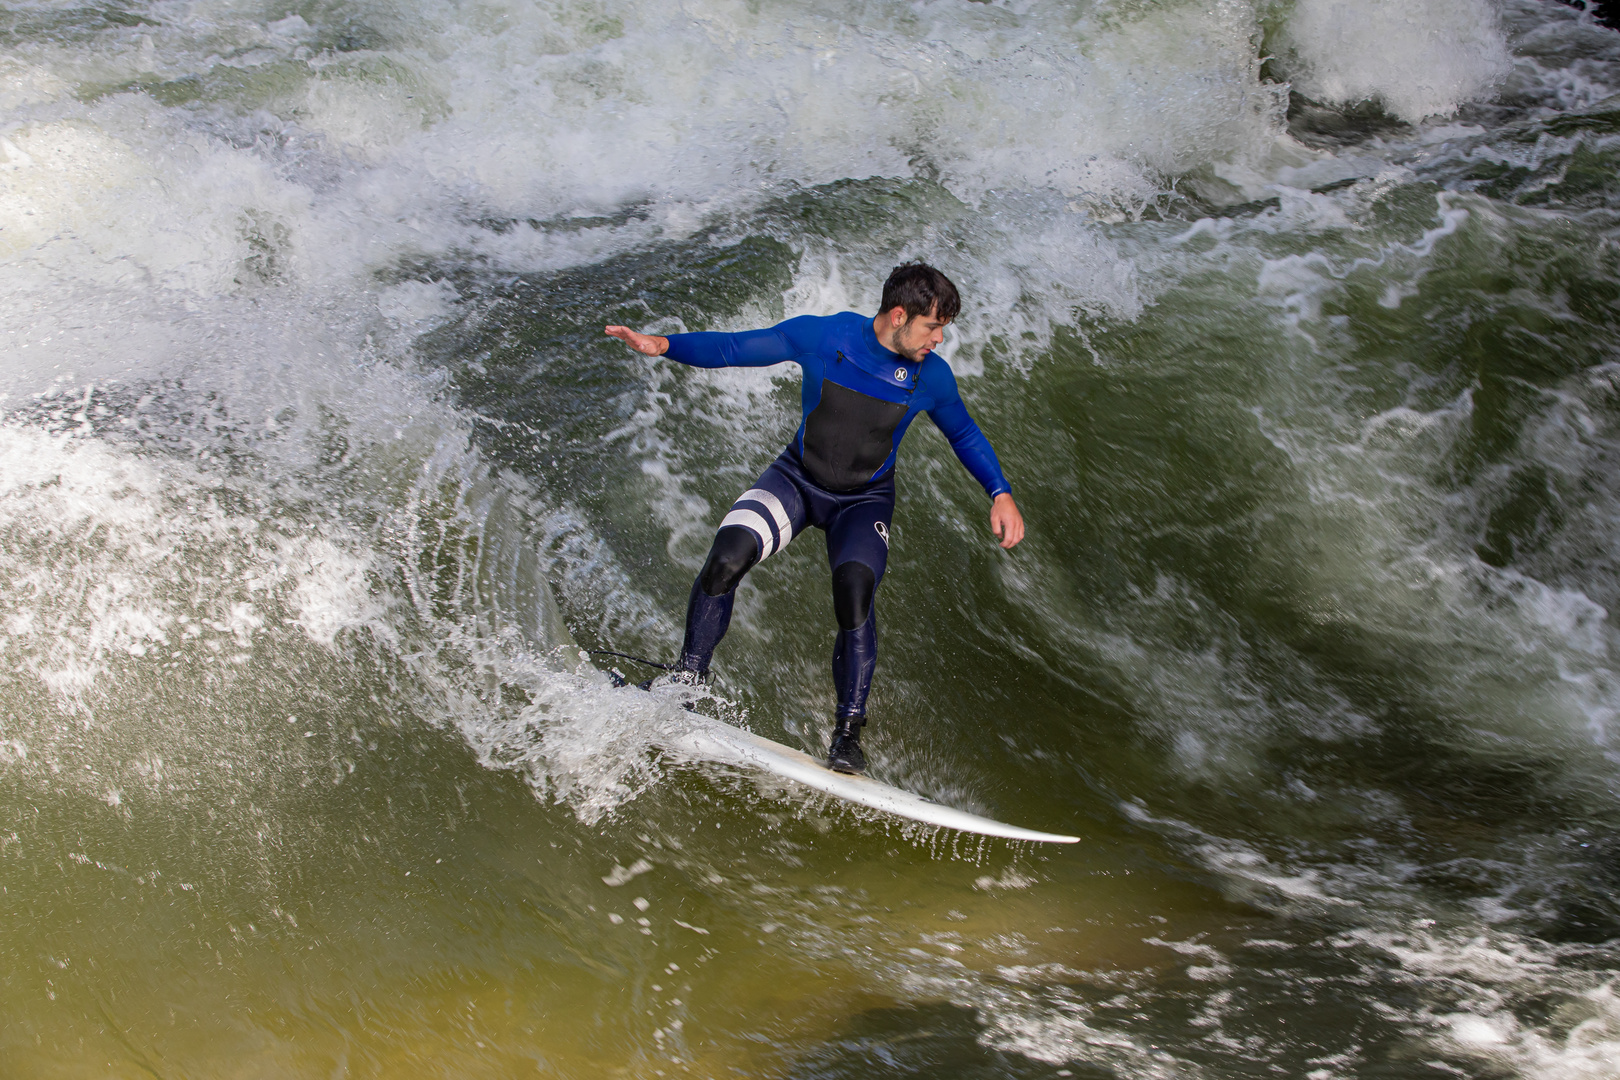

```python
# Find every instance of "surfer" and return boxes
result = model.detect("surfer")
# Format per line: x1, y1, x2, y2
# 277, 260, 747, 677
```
605, 262, 1023, 774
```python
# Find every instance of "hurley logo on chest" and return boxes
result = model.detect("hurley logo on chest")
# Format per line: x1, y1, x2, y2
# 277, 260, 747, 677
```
838, 349, 918, 391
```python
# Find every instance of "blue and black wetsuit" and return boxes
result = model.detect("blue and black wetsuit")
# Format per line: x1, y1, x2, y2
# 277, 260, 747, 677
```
668, 311, 1011, 718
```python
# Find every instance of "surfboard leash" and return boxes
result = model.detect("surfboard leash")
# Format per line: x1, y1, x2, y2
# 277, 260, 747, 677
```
588, 649, 676, 671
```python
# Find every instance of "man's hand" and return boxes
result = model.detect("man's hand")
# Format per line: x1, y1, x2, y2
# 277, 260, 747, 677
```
990, 492, 1024, 549
605, 325, 669, 356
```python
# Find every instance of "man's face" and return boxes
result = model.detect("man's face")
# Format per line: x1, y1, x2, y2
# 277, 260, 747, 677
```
889, 306, 950, 362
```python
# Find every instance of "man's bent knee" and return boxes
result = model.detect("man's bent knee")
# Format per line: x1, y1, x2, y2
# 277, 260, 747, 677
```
699, 527, 760, 596
831, 562, 876, 631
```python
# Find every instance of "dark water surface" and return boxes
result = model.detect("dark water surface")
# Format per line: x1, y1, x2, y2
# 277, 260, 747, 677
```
3, 0, 1620, 1076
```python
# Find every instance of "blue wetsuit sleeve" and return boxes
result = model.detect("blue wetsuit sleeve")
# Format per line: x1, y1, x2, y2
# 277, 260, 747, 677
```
925, 362, 1012, 499
664, 315, 824, 369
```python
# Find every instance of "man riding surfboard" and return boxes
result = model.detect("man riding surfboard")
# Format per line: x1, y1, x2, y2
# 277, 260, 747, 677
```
606, 263, 1024, 774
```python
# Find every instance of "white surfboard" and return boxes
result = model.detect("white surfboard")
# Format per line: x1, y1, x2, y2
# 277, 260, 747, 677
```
665, 716, 1080, 844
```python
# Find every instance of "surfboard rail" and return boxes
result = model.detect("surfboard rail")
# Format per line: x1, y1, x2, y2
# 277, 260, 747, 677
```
665, 717, 1080, 844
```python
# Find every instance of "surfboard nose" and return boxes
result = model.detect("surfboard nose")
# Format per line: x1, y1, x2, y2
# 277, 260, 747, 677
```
665, 716, 1080, 844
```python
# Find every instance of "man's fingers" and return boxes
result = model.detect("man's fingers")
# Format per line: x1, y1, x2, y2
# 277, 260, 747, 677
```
605, 326, 667, 356
991, 509, 1018, 549
990, 503, 1024, 550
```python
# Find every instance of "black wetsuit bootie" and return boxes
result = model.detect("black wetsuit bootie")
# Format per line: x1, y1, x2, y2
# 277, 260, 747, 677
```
827, 716, 867, 774
636, 668, 706, 692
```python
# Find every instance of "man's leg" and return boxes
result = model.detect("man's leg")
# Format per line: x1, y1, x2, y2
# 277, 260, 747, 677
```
822, 485, 893, 771
675, 527, 756, 675
830, 562, 878, 718
675, 470, 804, 677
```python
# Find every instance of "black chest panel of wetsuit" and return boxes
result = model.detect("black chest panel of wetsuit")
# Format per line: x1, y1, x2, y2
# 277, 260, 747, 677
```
801, 379, 910, 491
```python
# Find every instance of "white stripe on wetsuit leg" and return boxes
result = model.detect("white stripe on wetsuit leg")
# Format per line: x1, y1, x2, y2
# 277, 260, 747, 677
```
739, 488, 792, 542
720, 508, 775, 560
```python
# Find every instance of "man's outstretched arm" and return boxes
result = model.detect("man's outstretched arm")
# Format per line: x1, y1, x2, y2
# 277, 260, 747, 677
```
605, 326, 668, 356
606, 317, 822, 369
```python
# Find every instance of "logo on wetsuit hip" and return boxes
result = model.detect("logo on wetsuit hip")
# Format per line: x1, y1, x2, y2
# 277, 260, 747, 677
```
894, 367, 907, 382
874, 521, 890, 548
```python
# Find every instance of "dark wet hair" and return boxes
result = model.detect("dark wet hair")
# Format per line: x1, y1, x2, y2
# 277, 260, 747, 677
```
879, 262, 961, 323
